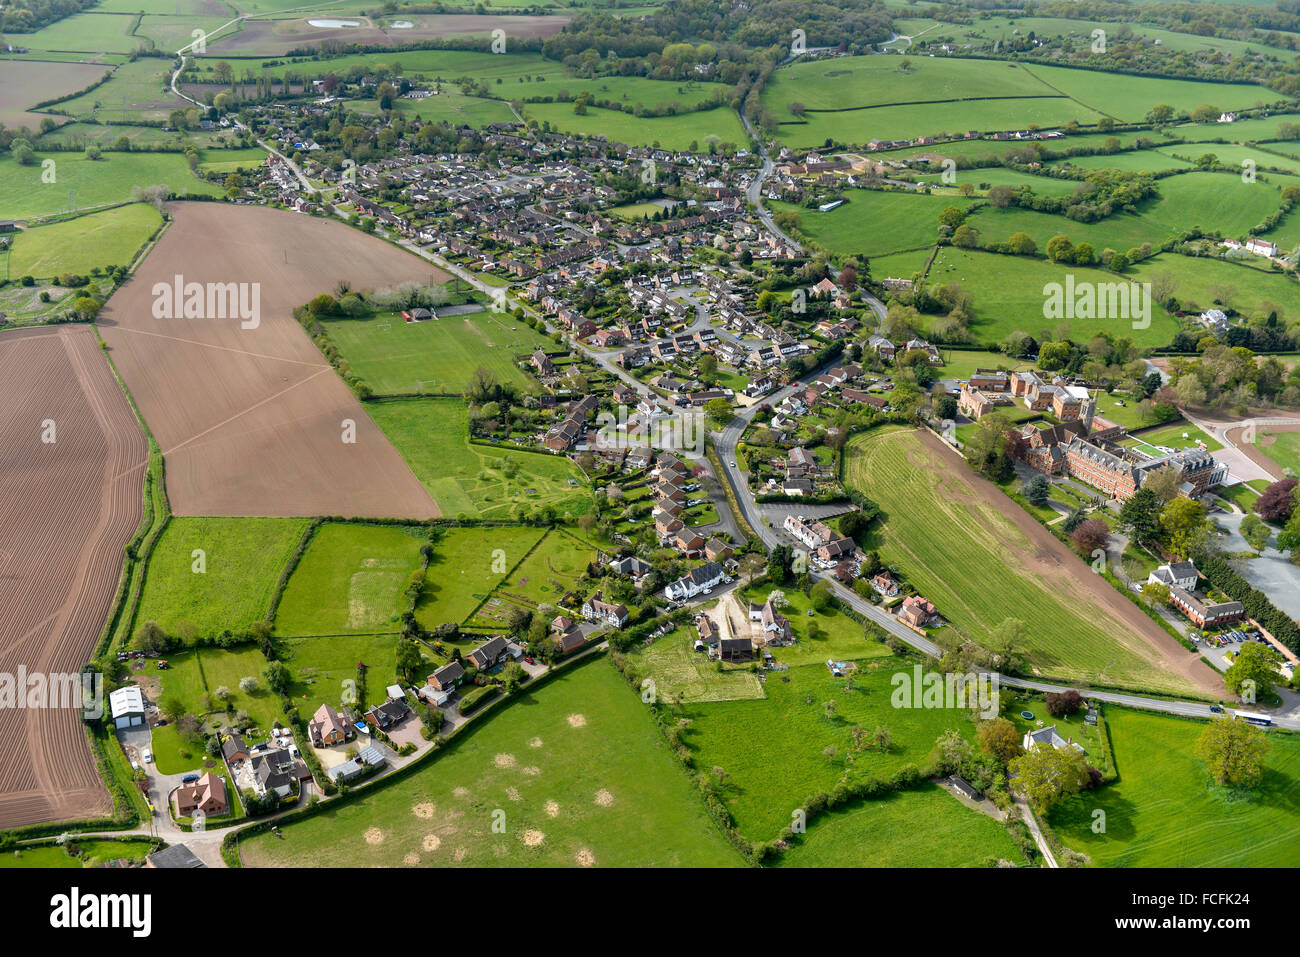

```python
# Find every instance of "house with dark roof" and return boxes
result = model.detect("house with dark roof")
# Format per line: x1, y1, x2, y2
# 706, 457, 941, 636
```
428, 660, 466, 693
467, 635, 511, 670
664, 561, 725, 601
366, 698, 411, 730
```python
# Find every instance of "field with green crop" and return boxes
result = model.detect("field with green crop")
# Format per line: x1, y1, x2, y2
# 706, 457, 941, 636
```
775, 783, 1026, 867
6, 202, 161, 278
135, 516, 310, 641
376, 92, 516, 128
926, 248, 1180, 347
21, 13, 147, 54
522, 102, 748, 151
1127, 253, 1300, 321
366, 397, 589, 521
1050, 707, 1300, 867
0, 152, 222, 219
197, 147, 269, 174
240, 658, 745, 867
320, 309, 551, 395
844, 426, 1204, 695
762, 55, 1271, 148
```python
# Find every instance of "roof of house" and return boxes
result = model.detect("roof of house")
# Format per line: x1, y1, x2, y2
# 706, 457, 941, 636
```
147, 844, 206, 869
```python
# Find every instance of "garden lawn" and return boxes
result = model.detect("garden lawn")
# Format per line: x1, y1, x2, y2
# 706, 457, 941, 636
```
274, 523, 431, 636
628, 625, 767, 704
366, 397, 590, 521
7, 203, 161, 278
320, 309, 551, 395
240, 657, 745, 867
774, 783, 1025, 867
1050, 707, 1300, 867
0, 840, 156, 868
136, 516, 310, 640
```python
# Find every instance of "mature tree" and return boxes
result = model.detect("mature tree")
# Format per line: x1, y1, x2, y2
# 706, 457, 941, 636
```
1022, 474, 1051, 507
1225, 642, 1283, 702
238, 676, 259, 694
1006, 231, 1036, 255
870, 724, 893, 752
1046, 689, 1085, 717
1240, 513, 1271, 554
1195, 716, 1269, 789
1070, 518, 1110, 556
1120, 486, 1161, 544
935, 728, 974, 775
136, 620, 169, 655
1254, 478, 1298, 523
1142, 465, 1183, 504
979, 717, 1024, 766
1161, 497, 1208, 556
395, 639, 425, 681
1010, 743, 1090, 811
264, 660, 291, 696
766, 545, 793, 584
1045, 234, 1075, 263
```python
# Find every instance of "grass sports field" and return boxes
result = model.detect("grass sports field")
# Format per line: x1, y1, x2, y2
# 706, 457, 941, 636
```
320, 309, 552, 395
273, 523, 430, 636
1050, 707, 1300, 866
775, 783, 1026, 867
240, 658, 745, 867
366, 397, 589, 521
5, 203, 161, 278
844, 426, 1211, 696
0, 152, 221, 219
136, 516, 309, 640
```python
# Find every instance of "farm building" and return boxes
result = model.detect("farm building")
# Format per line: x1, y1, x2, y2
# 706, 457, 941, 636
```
109, 685, 146, 729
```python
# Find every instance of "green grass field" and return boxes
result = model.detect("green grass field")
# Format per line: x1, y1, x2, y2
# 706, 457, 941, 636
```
1127, 253, 1300, 322
197, 146, 269, 175
418, 525, 545, 629
6, 202, 161, 278
1256, 429, 1300, 476
21, 12, 147, 54
321, 310, 552, 395
378, 92, 516, 128
240, 658, 745, 867
0, 840, 155, 868
136, 517, 310, 640
273, 523, 429, 636
927, 247, 1180, 347
53, 56, 187, 123
523, 102, 749, 152
1050, 707, 1300, 867
1124, 421, 1222, 453
772, 191, 973, 259
466, 529, 596, 629
775, 783, 1025, 867
366, 397, 589, 521
0, 152, 222, 219
844, 426, 1199, 695
682, 654, 970, 841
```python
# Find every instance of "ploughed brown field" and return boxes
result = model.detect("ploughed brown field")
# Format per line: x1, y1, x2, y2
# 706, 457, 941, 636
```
0, 324, 147, 829
98, 202, 443, 518
0, 60, 110, 131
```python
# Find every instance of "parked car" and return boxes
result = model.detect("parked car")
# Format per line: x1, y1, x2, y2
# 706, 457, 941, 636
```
1210, 705, 1224, 713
